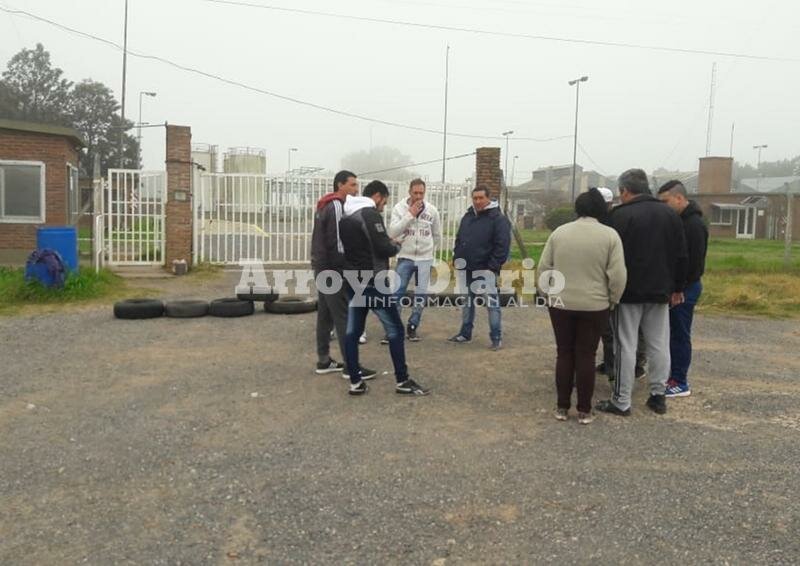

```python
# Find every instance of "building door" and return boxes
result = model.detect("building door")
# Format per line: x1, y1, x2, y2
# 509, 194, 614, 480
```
736, 207, 756, 239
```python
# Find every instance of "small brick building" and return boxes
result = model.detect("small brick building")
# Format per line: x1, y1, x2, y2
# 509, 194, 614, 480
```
0, 119, 85, 264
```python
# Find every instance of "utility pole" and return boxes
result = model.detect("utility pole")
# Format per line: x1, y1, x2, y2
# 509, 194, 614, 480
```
118, 0, 129, 168
705, 62, 717, 157
441, 45, 450, 184
568, 75, 588, 202
137, 91, 156, 167
786, 183, 794, 269
511, 155, 519, 188
729, 122, 735, 158
501, 130, 513, 188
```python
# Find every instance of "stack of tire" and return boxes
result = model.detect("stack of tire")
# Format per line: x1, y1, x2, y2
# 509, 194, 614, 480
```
113, 290, 318, 320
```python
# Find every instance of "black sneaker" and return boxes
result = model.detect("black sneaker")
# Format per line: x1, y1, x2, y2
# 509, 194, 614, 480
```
395, 378, 430, 396
407, 325, 420, 342
595, 399, 631, 417
380, 335, 390, 345
596, 362, 607, 375
342, 366, 378, 381
447, 334, 471, 344
315, 359, 344, 374
646, 394, 667, 415
349, 380, 368, 396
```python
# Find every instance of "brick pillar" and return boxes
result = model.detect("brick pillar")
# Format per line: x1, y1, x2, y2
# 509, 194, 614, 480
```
165, 125, 193, 268
476, 147, 502, 199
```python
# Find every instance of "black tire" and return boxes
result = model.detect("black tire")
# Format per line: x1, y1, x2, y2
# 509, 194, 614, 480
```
164, 300, 209, 318
236, 290, 279, 303
114, 298, 164, 320
265, 296, 317, 314
209, 298, 255, 318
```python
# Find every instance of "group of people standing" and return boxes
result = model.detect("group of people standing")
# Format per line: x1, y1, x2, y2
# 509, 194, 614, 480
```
310, 171, 510, 396
538, 168, 708, 424
309, 168, 707, 421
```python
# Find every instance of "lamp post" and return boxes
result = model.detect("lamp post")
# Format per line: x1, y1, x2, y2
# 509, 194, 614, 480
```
118, 0, 129, 168
568, 75, 589, 201
753, 144, 767, 191
287, 147, 298, 176
511, 155, 519, 187
137, 91, 156, 166
501, 130, 514, 188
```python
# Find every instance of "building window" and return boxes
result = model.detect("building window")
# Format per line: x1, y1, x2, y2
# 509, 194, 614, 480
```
0, 161, 46, 223
711, 207, 734, 226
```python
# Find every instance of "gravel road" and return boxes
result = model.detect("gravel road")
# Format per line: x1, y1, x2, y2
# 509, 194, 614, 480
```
1, 272, 798, 564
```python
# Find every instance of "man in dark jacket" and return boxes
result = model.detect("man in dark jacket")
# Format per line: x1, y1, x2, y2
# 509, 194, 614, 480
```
596, 169, 688, 417
658, 180, 709, 398
448, 186, 511, 350
339, 180, 429, 397
310, 170, 375, 380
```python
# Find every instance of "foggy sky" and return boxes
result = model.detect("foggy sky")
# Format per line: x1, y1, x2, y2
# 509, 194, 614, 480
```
1, 0, 797, 184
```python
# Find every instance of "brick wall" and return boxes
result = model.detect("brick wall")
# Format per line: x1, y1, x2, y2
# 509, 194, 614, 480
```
475, 147, 502, 199
0, 129, 80, 262
165, 125, 193, 267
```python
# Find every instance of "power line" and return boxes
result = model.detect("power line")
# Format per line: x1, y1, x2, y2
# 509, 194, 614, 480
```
0, 5, 570, 142
358, 151, 475, 176
576, 142, 607, 177
205, 0, 800, 64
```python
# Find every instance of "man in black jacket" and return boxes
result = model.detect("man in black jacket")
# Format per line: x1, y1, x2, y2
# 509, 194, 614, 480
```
310, 170, 375, 380
448, 186, 511, 350
596, 169, 688, 417
339, 180, 429, 397
658, 180, 709, 398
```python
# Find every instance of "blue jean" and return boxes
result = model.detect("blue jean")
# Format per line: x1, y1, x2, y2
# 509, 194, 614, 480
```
669, 280, 702, 386
459, 270, 502, 342
345, 285, 408, 385
395, 258, 433, 329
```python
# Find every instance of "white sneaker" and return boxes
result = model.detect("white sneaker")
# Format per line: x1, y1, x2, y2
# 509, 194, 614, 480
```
359, 332, 367, 344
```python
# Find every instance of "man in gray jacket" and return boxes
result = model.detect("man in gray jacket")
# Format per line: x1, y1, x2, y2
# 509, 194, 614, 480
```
387, 178, 441, 342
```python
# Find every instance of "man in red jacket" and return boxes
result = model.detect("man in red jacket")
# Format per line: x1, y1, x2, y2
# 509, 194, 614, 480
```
311, 170, 375, 381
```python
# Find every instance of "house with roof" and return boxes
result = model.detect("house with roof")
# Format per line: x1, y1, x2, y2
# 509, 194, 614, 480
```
0, 119, 85, 263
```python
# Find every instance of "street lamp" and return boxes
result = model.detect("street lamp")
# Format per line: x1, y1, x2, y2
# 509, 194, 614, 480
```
287, 147, 298, 176
137, 91, 157, 166
501, 130, 514, 189
568, 75, 589, 202
753, 144, 768, 191
511, 155, 519, 187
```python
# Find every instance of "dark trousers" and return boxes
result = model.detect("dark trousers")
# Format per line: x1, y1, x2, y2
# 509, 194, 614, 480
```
549, 307, 610, 413
601, 323, 646, 373
345, 286, 408, 385
669, 280, 702, 386
316, 278, 349, 365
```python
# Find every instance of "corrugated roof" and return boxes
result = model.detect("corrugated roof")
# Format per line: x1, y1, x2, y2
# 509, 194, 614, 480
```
738, 176, 800, 193
0, 118, 86, 147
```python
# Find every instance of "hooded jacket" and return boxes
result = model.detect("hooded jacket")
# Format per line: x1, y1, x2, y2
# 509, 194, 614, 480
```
453, 200, 511, 273
310, 192, 346, 272
388, 198, 442, 261
339, 196, 401, 278
681, 200, 709, 285
610, 194, 688, 304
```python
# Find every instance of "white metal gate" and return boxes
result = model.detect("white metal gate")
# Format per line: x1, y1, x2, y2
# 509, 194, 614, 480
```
100, 169, 167, 266
194, 174, 470, 265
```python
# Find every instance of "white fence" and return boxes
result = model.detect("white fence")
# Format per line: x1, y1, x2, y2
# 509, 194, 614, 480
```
99, 169, 167, 266
194, 174, 471, 264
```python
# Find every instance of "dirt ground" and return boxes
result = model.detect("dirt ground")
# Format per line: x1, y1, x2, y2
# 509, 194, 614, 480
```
1, 271, 799, 564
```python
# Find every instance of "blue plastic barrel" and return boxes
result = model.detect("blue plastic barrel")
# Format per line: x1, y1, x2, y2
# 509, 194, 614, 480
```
37, 226, 79, 272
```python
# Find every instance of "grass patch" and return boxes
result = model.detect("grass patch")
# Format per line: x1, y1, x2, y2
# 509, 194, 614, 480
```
188, 262, 225, 279
0, 267, 127, 315
508, 231, 800, 318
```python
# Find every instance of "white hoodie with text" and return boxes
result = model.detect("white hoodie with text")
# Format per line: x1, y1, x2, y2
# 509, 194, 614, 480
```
387, 198, 442, 261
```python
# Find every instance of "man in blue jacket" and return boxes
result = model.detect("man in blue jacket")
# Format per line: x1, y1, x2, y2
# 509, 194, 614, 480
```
448, 186, 511, 350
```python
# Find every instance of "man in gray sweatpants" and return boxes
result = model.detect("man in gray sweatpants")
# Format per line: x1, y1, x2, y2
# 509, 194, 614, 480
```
596, 169, 687, 416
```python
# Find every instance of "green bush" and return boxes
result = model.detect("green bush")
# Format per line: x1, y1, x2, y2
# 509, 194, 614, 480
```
545, 207, 576, 231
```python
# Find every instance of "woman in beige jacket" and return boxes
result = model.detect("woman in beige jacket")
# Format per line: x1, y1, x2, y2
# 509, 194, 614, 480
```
537, 188, 627, 424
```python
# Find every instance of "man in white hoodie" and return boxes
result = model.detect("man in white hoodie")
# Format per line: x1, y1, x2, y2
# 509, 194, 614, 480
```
386, 178, 441, 342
